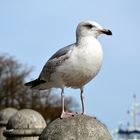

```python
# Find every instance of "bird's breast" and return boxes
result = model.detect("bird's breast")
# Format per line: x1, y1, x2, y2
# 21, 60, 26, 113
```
56, 41, 103, 88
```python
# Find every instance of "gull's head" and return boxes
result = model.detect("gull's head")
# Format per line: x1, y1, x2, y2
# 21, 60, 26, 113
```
76, 20, 112, 38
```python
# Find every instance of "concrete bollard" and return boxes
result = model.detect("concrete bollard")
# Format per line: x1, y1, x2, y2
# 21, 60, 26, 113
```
0, 107, 18, 140
39, 114, 112, 140
3, 109, 46, 140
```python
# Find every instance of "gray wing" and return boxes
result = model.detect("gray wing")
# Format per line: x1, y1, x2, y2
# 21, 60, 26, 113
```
49, 44, 75, 60
39, 43, 75, 81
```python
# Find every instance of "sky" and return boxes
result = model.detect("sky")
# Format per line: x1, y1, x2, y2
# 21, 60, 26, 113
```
0, 0, 140, 132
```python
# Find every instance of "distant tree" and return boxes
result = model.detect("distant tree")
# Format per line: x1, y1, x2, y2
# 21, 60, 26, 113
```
0, 54, 31, 108
0, 54, 79, 122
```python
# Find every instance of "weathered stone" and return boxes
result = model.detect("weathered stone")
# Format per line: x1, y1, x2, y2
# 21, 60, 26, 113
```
4, 109, 46, 140
0, 107, 18, 140
39, 114, 112, 140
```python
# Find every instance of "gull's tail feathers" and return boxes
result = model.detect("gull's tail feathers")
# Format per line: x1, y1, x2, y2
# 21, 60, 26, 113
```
25, 79, 46, 89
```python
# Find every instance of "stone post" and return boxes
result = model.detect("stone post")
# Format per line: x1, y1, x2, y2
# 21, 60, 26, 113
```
39, 114, 112, 140
0, 107, 17, 140
3, 109, 46, 140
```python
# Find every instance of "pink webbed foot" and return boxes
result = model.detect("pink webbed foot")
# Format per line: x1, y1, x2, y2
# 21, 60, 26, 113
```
60, 111, 77, 119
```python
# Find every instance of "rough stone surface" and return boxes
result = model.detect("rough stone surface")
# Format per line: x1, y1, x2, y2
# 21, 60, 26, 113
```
0, 107, 18, 140
6, 109, 46, 129
4, 109, 46, 140
39, 114, 112, 140
0, 108, 18, 125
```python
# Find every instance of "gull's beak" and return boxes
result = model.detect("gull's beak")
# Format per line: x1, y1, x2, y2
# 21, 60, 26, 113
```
99, 29, 112, 35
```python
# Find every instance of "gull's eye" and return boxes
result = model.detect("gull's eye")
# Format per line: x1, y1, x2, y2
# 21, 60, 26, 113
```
84, 24, 93, 29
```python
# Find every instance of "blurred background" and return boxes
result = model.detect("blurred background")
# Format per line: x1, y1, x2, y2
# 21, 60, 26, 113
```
0, 0, 140, 132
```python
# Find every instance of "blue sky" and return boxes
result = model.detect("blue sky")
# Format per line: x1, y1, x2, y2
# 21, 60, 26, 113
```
0, 0, 140, 131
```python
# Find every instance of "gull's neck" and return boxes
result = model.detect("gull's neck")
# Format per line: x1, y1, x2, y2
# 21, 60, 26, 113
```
76, 35, 98, 47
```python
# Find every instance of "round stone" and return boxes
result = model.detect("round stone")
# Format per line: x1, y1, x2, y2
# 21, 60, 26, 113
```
3, 109, 46, 137
0, 108, 18, 125
39, 114, 112, 140
6, 109, 46, 129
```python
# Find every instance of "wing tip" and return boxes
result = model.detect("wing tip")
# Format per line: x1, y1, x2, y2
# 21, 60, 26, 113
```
24, 79, 46, 88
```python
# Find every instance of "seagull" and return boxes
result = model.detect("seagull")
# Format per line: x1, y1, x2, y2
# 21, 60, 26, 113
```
25, 20, 112, 118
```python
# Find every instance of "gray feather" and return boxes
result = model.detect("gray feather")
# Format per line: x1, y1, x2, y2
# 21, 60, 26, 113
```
39, 44, 75, 81
49, 44, 75, 60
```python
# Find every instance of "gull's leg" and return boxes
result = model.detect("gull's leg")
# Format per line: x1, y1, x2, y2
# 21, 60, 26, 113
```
60, 88, 76, 118
60, 88, 65, 118
80, 87, 85, 114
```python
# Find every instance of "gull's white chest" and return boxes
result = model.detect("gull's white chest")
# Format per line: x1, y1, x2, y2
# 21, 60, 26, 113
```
56, 39, 103, 88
